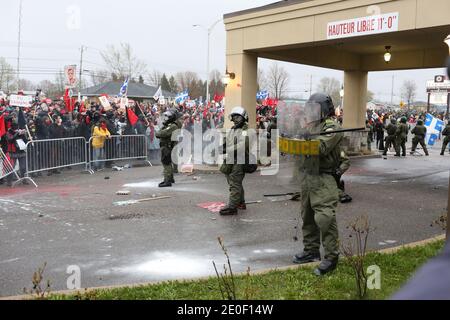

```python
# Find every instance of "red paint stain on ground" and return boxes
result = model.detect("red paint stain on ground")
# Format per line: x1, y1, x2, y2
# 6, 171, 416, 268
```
0, 186, 80, 197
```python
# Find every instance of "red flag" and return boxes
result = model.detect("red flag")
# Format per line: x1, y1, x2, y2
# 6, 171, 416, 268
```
64, 89, 71, 112
0, 115, 6, 138
126, 107, 138, 126
213, 94, 224, 103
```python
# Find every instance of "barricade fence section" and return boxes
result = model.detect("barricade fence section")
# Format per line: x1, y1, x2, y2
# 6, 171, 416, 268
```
88, 135, 151, 171
0, 149, 18, 180
25, 137, 88, 175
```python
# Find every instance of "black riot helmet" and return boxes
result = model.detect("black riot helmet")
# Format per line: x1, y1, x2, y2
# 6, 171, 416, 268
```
417, 119, 424, 126
162, 110, 176, 125
306, 93, 335, 122
391, 118, 397, 125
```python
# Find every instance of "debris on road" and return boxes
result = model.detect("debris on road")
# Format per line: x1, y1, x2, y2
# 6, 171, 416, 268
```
116, 190, 131, 196
113, 196, 171, 207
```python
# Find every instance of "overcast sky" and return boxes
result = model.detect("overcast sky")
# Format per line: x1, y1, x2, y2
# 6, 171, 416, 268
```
1, 0, 447, 103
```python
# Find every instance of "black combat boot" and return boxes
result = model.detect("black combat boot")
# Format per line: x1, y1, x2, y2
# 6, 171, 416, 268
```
340, 194, 352, 203
219, 206, 238, 216
314, 259, 338, 276
158, 181, 172, 188
170, 177, 175, 184
292, 251, 321, 264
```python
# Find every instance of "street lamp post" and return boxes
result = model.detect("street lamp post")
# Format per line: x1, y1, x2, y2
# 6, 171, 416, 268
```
193, 18, 222, 104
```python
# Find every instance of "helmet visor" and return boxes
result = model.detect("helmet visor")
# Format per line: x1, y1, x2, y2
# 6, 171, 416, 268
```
304, 102, 322, 126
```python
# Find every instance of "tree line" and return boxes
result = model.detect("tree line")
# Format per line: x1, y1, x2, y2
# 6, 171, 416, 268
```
1, 42, 418, 104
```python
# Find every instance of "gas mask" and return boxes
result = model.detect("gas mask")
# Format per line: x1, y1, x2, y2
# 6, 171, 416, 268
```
231, 114, 245, 129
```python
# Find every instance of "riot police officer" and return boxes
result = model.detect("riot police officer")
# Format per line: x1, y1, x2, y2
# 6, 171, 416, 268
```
219, 106, 250, 216
411, 119, 429, 156
155, 110, 178, 187
396, 117, 409, 157
383, 118, 398, 156
441, 121, 450, 156
293, 93, 343, 276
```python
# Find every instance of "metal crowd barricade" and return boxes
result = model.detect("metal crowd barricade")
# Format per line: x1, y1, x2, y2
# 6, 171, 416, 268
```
88, 135, 152, 173
1, 149, 37, 187
25, 137, 89, 181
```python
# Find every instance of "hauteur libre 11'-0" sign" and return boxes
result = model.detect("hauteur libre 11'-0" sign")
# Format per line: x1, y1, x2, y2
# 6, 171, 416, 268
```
327, 12, 399, 40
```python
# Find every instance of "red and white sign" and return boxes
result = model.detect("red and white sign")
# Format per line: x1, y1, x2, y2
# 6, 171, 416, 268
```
327, 12, 399, 40
64, 65, 78, 89
9, 94, 33, 107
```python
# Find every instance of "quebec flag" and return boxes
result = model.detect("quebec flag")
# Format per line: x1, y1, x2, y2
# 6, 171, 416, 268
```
175, 90, 189, 104
118, 78, 129, 97
256, 90, 269, 100
424, 113, 444, 146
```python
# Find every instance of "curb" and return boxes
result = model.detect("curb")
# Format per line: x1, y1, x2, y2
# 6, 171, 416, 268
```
1, 234, 445, 300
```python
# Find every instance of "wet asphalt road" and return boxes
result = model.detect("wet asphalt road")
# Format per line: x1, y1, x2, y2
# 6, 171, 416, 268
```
0, 146, 449, 297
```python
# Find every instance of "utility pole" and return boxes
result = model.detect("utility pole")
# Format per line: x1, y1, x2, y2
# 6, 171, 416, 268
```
17, 0, 23, 92
79, 45, 85, 93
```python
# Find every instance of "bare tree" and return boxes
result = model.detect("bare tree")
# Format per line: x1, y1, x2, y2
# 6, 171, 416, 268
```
168, 75, 178, 93
147, 69, 162, 87
267, 63, 289, 99
0, 57, 15, 92
100, 43, 147, 80
401, 80, 417, 107
209, 70, 225, 97
89, 70, 110, 87
317, 77, 341, 106
367, 90, 374, 102
17, 79, 34, 91
257, 68, 267, 92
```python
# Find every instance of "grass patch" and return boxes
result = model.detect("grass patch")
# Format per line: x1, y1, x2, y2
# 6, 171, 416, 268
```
49, 240, 444, 300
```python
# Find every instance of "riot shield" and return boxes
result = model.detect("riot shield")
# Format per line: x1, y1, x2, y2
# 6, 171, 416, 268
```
277, 100, 322, 188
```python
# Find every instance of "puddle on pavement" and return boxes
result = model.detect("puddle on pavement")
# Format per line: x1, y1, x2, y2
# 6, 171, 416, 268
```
123, 179, 219, 195
97, 252, 216, 279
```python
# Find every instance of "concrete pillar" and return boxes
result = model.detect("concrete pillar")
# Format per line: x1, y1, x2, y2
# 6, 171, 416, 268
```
342, 70, 368, 129
224, 53, 258, 129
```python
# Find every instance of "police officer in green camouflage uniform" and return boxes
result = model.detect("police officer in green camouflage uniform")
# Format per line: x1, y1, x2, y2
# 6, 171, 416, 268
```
441, 121, 450, 156
383, 118, 398, 156
411, 119, 429, 156
396, 117, 409, 157
293, 93, 343, 276
219, 106, 249, 216
155, 110, 178, 187
366, 120, 374, 151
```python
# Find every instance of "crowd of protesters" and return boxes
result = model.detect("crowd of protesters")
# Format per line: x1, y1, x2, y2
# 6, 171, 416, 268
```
3, 89, 445, 187
0, 92, 233, 186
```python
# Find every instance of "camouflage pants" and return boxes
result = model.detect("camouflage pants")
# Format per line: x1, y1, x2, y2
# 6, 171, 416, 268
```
383, 136, 397, 155
161, 146, 174, 181
226, 164, 245, 208
441, 137, 450, 154
412, 137, 428, 155
396, 137, 407, 156
163, 164, 174, 181
300, 174, 340, 260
